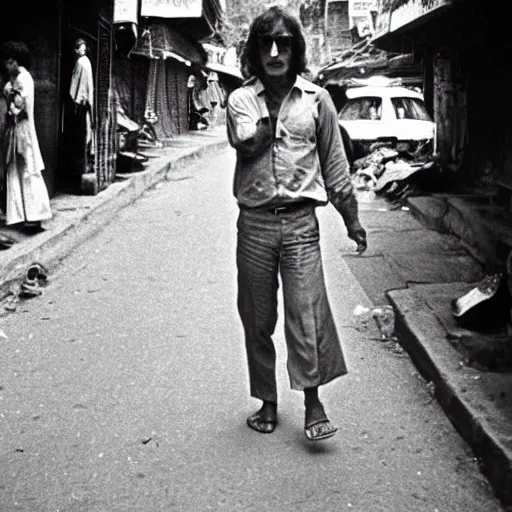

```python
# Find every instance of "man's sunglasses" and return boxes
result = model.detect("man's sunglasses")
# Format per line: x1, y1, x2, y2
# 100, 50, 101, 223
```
258, 35, 293, 53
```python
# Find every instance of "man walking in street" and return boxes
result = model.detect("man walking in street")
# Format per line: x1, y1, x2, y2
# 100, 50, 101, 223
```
226, 6, 367, 441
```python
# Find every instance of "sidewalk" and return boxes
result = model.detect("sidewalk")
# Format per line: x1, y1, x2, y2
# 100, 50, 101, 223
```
0, 125, 230, 297
388, 193, 512, 508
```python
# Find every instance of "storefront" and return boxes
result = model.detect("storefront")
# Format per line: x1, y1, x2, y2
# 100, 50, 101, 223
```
122, 23, 207, 140
60, 0, 117, 194
372, 0, 511, 190
111, 0, 223, 142
0, 0, 118, 198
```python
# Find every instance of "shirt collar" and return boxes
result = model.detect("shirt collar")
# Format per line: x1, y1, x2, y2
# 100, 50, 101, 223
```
251, 74, 317, 96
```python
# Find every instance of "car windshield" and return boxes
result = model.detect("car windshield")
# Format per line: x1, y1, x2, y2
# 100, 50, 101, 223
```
339, 97, 382, 121
391, 97, 431, 121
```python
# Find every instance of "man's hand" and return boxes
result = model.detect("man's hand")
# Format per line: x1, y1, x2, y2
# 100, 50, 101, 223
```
347, 222, 367, 255
256, 116, 272, 140
240, 116, 272, 158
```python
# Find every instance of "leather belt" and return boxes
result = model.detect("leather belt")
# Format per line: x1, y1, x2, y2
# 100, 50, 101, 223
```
240, 199, 316, 215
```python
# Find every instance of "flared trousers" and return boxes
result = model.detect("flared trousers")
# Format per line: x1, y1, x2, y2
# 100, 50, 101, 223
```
236, 203, 348, 403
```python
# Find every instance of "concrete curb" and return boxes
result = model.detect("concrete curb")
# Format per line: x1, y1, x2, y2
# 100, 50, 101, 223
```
0, 138, 230, 295
387, 287, 512, 508
407, 196, 451, 234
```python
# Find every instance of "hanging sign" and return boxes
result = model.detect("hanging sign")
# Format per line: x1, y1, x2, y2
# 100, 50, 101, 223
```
349, 0, 378, 18
141, 0, 203, 19
348, 0, 377, 30
114, 0, 139, 24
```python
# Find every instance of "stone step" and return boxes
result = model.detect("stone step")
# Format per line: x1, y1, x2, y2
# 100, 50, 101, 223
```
408, 195, 512, 269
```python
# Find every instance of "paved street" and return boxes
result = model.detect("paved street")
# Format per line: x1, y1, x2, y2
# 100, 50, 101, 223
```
0, 147, 505, 512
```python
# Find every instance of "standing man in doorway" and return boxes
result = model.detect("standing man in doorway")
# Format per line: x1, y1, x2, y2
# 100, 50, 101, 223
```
64, 37, 95, 191
226, 6, 367, 441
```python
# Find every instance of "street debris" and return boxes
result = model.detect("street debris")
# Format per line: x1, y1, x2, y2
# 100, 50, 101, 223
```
426, 381, 436, 398
373, 305, 396, 340
0, 262, 49, 314
350, 142, 441, 204
0, 233, 17, 251
353, 304, 396, 340
353, 304, 409, 358
450, 272, 512, 372
20, 263, 48, 298
383, 340, 407, 357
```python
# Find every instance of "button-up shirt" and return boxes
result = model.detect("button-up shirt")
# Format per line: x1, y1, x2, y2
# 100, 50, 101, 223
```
226, 75, 355, 213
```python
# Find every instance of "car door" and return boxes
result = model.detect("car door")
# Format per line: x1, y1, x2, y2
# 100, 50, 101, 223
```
388, 95, 435, 141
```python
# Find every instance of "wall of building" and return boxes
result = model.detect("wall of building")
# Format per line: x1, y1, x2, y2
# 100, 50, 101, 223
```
432, 4, 511, 188
373, 1, 512, 189
325, 0, 351, 58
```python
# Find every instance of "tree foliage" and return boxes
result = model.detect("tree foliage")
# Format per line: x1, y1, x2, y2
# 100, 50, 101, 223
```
219, 1, 266, 50
219, 0, 303, 51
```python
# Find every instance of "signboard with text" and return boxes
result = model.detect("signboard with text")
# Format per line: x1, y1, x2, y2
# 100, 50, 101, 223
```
349, 0, 377, 18
141, 0, 202, 19
114, 0, 138, 24
348, 0, 377, 30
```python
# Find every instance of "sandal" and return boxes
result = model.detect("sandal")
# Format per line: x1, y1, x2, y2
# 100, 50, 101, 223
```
305, 419, 338, 441
247, 410, 277, 434
0, 233, 16, 250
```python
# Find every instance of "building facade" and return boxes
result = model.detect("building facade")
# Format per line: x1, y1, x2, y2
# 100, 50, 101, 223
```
372, 0, 510, 192
113, 0, 223, 141
0, 0, 118, 197
324, 0, 377, 61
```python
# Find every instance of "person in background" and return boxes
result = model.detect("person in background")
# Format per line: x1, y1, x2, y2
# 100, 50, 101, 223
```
64, 37, 95, 190
227, 6, 367, 441
0, 41, 52, 232
70, 38, 94, 154
188, 74, 210, 131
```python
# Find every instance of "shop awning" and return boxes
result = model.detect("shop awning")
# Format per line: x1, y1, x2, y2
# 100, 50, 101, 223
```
204, 61, 243, 80
372, 0, 453, 50
130, 23, 207, 65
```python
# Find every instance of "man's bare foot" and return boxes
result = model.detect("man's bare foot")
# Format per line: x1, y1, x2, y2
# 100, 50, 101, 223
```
304, 391, 337, 441
247, 401, 277, 434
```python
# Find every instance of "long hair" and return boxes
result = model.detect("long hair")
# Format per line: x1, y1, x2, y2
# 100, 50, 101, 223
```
242, 6, 307, 80
0, 41, 32, 69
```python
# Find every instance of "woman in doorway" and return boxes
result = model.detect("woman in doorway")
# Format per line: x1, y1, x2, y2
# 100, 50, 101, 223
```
0, 41, 52, 232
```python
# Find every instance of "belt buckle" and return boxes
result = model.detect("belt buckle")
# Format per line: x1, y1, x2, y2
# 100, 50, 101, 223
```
272, 206, 287, 215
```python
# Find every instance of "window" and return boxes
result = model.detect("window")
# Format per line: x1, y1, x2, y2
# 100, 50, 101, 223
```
339, 97, 382, 120
391, 97, 431, 121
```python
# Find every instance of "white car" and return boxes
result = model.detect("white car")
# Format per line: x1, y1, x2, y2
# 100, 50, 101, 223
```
338, 85, 435, 155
